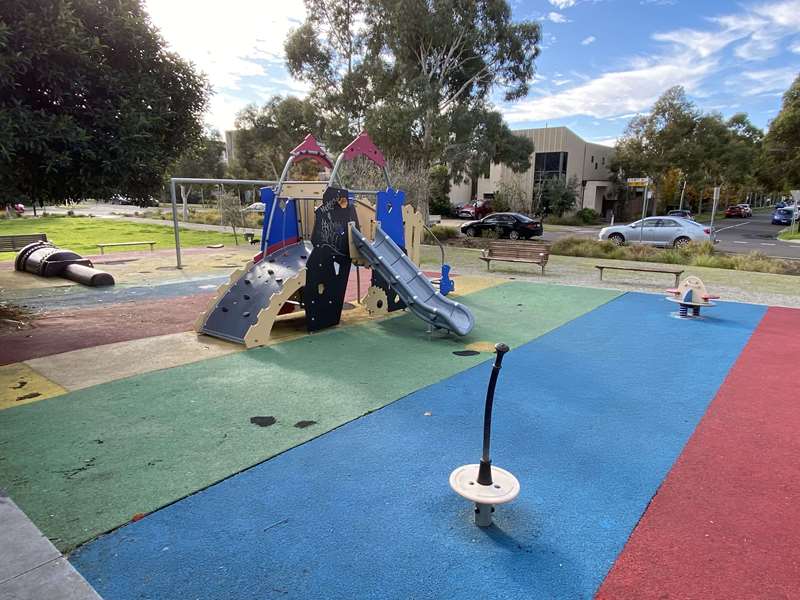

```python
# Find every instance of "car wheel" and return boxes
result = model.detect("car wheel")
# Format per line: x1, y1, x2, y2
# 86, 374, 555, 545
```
465, 227, 477, 237
674, 236, 691, 248
509, 230, 520, 240
608, 233, 625, 246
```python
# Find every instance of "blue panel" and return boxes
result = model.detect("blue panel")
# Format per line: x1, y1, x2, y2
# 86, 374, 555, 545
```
260, 187, 299, 254
376, 188, 405, 248
71, 294, 766, 600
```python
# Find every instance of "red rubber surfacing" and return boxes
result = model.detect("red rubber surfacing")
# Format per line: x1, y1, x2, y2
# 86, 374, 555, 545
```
597, 306, 800, 599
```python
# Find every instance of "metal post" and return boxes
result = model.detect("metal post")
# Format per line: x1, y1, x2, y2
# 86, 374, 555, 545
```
639, 183, 649, 244
678, 180, 687, 211
709, 186, 720, 236
356, 266, 362, 304
169, 180, 182, 269
476, 343, 510, 486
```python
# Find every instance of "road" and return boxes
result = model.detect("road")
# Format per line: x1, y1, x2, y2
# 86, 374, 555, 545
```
442, 213, 800, 260
711, 212, 800, 259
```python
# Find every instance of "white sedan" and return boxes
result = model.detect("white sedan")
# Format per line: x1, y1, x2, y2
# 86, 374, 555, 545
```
599, 217, 714, 248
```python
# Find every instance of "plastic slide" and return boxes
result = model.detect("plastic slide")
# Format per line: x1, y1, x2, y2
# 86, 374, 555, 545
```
350, 224, 475, 336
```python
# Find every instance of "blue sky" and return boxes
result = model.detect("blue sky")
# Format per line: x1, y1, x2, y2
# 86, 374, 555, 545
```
145, 0, 800, 146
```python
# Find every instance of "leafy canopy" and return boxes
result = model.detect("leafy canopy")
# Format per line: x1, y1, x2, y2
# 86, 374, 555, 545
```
0, 0, 209, 205
285, 0, 539, 173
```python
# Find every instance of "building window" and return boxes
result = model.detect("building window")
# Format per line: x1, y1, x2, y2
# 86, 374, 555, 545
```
534, 152, 568, 183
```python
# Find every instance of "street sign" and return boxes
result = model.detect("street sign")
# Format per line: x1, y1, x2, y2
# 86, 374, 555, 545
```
627, 178, 651, 188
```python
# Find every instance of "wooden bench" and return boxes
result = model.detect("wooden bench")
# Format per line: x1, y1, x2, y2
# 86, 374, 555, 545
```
97, 241, 156, 254
0, 233, 47, 252
479, 240, 550, 274
595, 264, 684, 287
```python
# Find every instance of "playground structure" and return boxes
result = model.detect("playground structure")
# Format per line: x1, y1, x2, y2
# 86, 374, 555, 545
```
195, 132, 474, 347
666, 276, 719, 318
14, 241, 115, 287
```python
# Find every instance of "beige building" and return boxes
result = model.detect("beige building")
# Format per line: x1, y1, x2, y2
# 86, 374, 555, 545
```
450, 126, 616, 216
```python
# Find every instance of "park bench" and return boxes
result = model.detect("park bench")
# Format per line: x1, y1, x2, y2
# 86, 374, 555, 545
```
595, 263, 684, 287
0, 233, 48, 252
97, 241, 156, 254
479, 240, 550, 274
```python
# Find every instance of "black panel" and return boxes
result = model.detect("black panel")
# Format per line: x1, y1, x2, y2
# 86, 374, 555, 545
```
310, 187, 360, 258
304, 245, 352, 333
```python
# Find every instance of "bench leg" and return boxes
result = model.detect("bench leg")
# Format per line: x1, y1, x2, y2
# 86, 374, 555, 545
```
486, 260, 491, 272
598, 268, 603, 281
99, 247, 104, 255
675, 273, 680, 287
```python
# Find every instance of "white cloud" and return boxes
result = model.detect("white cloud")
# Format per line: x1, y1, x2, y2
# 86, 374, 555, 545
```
145, 0, 307, 131
740, 66, 799, 96
581, 36, 596, 45
503, 0, 800, 124
791, 40, 800, 54
553, 78, 572, 86
591, 137, 619, 147
503, 55, 717, 122
548, 0, 576, 8
546, 12, 569, 23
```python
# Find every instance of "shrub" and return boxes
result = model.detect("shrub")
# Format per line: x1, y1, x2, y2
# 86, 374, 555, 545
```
549, 237, 800, 275
575, 208, 601, 224
424, 225, 459, 243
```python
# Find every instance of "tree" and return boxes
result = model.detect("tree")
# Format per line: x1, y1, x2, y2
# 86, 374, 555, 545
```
171, 128, 227, 211
229, 96, 325, 180
285, 0, 539, 169
541, 176, 579, 217
0, 0, 209, 210
763, 73, 800, 189
429, 164, 452, 216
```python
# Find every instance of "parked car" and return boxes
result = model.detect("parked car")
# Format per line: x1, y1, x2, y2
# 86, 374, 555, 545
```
457, 199, 493, 219
775, 201, 787, 209
599, 216, 713, 247
737, 203, 753, 217
725, 205, 747, 218
457, 203, 476, 218
772, 207, 795, 225
460, 212, 543, 240
667, 209, 694, 219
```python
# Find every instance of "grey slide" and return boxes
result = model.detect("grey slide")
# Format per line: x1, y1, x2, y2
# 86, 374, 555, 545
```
351, 224, 475, 336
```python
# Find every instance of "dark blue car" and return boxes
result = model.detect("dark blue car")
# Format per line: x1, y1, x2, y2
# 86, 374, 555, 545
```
772, 207, 795, 225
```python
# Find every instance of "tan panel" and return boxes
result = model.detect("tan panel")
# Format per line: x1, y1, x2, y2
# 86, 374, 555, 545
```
403, 204, 424, 265
297, 198, 318, 239
243, 268, 307, 348
280, 181, 327, 199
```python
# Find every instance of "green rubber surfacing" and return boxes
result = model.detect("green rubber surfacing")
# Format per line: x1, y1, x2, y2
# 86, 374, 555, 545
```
0, 282, 619, 551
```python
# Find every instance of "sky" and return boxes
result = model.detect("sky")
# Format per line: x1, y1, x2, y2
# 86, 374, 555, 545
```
144, 0, 800, 147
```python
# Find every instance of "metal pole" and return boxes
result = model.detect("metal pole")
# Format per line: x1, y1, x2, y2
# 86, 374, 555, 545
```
709, 186, 720, 237
170, 180, 182, 269
639, 183, 649, 244
477, 343, 510, 486
356, 266, 362, 304
678, 180, 687, 211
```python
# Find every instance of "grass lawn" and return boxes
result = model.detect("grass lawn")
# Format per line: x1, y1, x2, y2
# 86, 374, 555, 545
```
778, 230, 800, 240
0, 216, 239, 261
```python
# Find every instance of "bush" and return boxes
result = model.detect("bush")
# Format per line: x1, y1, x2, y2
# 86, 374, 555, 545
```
429, 195, 453, 218
424, 225, 459, 243
575, 208, 601, 224
549, 237, 800, 275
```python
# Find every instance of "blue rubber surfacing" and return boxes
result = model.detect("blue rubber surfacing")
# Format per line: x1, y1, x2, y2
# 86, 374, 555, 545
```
70, 293, 766, 599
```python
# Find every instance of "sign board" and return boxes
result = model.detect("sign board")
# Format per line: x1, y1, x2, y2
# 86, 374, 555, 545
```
626, 178, 651, 188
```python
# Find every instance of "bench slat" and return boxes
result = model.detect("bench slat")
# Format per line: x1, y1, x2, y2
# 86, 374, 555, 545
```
0, 233, 48, 252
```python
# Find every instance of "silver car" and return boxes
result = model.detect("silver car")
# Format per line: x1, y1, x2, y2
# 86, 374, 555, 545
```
599, 216, 713, 247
